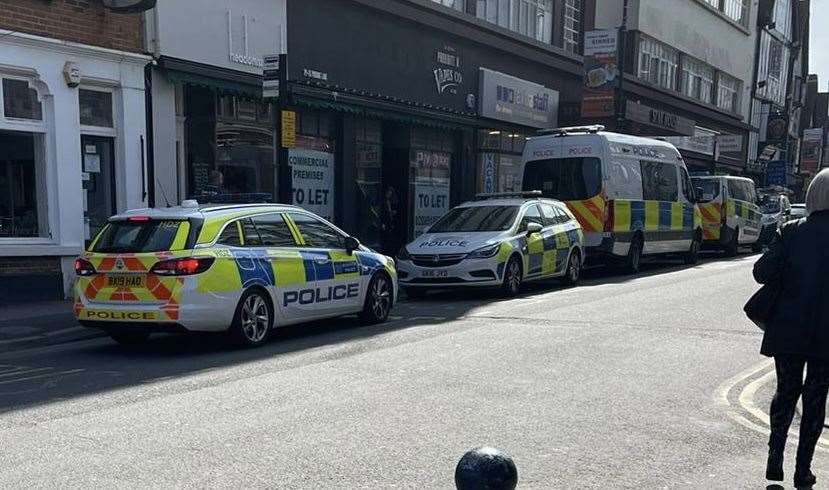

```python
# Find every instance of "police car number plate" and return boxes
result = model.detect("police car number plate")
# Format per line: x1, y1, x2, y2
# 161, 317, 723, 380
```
421, 270, 448, 278
107, 275, 144, 288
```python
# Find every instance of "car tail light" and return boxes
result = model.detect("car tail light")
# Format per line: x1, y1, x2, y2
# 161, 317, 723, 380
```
604, 200, 615, 233
74, 258, 97, 276
150, 257, 215, 276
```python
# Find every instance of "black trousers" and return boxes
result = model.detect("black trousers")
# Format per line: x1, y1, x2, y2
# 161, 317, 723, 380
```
769, 355, 829, 468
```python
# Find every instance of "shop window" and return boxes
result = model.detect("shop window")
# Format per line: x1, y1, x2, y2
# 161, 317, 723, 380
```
3, 79, 42, 120
185, 86, 276, 202
355, 118, 383, 248
290, 109, 336, 220
477, 130, 529, 193
79, 89, 113, 127
0, 130, 47, 238
640, 161, 678, 202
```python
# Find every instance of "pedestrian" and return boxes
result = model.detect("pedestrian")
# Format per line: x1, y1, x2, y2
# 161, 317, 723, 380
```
753, 168, 829, 487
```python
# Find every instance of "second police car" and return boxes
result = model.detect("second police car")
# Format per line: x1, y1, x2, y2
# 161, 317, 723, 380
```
73, 201, 397, 347
397, 192, 585, 298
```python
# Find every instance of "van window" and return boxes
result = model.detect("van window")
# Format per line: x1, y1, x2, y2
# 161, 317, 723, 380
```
522, 158, 602, 201
728, 180, 754, 202
680, 169, 694, 201
641, 161, 678, 202
692, 178, 720, 201
607, 159, 643, 199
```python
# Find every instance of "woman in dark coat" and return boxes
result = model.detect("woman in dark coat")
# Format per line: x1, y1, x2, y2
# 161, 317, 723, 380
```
754, 169, 829, 487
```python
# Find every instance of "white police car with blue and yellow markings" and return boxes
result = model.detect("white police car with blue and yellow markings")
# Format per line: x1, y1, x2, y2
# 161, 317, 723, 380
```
73, 201, 397, 347
397, 193, 584, 297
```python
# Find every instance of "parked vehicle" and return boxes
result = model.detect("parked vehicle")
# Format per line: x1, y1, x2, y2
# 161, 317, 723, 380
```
74, 201, 397, 347
691, 175, 762, 256
520, 126, 702, 274
396, 192, 585, 297
757, 194, 791, 248
790, 203, 807, 220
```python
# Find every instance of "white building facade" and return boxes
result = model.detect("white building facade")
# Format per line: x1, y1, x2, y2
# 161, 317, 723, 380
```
0, 30, 149, 300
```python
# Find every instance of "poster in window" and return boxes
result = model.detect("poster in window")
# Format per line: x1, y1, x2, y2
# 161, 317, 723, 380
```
84, 153, 101, 173
289, 148, 335, 221
412, 150, 450, 237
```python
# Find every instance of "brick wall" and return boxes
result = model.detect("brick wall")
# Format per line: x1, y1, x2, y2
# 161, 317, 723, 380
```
0, 0, 144, 53
0, 257, 61, 276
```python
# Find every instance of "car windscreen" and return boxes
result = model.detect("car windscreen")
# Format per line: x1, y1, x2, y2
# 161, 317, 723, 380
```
692, 179, 720, 201
429, 206, 519, 233
92, 219, 185, 253
522, 158, 602, 201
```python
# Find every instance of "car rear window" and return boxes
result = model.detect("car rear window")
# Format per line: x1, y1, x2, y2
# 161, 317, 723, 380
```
92, 219, 186, 253
522, 157, 602, 201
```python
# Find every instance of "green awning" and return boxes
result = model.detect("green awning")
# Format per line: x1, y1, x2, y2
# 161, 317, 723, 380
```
165, 69, 261, 99
294, 97, 364, 115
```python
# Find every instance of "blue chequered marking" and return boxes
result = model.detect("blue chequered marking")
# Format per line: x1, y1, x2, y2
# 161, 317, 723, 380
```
300, 251, 334, 281
659, 202, 672, 231
334, 261, 359, 275
566, 229, 580, 245
497, 262, 505, 279
233, 249, 275, 288
555, 249, 569, 272
528, 253, 543, 275
631, 201, 646, 229
355, 252, 384, 276
542, 234, 558, 251
682, 205, 694, 230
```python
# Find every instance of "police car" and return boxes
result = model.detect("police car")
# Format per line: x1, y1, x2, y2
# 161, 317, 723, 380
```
397, 192, 584, 298
73, 201, 397, 347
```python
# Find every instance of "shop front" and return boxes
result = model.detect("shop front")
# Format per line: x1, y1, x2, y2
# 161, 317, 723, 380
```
0, 31, 148, 300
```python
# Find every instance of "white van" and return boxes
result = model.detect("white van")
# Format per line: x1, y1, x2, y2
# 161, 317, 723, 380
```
520, 126, 703, 273
692, 175, 762, 255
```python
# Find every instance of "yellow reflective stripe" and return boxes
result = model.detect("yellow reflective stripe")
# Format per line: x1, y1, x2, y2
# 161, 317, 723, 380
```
497, 242, 511, 263
527, 235, 544, 254
170, 222, 191, 251
271, 250, 306, 286
236, 221, 245, 246
283, 214, 305, 246
88, 224, 108, 252
197, 258, 242, 293
613, 201, 631, 233
671, 202, 683, 231
644, 201, 659, 231
542, 250, 556, 274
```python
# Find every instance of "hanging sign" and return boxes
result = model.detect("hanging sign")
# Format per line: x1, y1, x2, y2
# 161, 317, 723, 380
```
281, 110, 296, 148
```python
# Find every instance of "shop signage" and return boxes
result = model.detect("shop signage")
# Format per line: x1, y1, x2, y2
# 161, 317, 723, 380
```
412, 150, 451, 237
581, 29, 618, 119
800, 128, 824, 176
481, 153, 496, 194
434, 45, 463, 95
717, 134, 743, 153
263, 54, 281, 99
281, 110, 297, 149
289, 149, 335, 221
478, 68, 559, 128
663, 135, 716, 156
626, 102, 695, 136
765, 112, 789, 145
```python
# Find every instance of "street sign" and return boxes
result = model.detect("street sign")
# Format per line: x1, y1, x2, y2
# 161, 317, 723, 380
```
717, 134, 743, 153
281, 110, 296, 149
766, 160, 787, 186
263, 54, 282, 99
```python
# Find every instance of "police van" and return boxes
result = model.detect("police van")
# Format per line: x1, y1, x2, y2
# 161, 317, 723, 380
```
520, 126, 703, 273
73, 202, 397, 347
691, 175, 761, 255
396, 192, 584, 297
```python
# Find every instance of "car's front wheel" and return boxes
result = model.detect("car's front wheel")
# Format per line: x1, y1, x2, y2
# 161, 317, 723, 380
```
229, 289, 273, 348
561, 249, 581, 287
361, 273, 393, 324
501, 256, 523, 297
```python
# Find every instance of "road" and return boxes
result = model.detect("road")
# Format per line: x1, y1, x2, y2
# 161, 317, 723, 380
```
0, 253, 821, 488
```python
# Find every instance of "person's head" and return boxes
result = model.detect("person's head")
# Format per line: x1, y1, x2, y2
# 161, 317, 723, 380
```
806, 168, 829, 214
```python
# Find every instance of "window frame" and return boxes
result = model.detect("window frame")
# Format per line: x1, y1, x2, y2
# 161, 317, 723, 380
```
637, 35, 679, 91
78, 87, 116, 135
287, 211, 348, 249
640, 161, 679, 202
519, 203, 544, 230
250, 212, 301, 248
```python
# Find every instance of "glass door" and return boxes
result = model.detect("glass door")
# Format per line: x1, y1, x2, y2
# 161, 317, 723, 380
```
81, 135, 116, 245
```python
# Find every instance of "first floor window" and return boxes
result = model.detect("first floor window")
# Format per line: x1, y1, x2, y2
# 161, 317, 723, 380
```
638, 36, 679, 90
563, 0, 582, 53
717, 73, 742, 113
0, 130, 47, 238
432, 0, 465, 11
476, 0, 553, 44
681, 56, 715, 104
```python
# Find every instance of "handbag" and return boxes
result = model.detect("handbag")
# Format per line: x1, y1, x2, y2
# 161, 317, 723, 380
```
744, 282, 781, 331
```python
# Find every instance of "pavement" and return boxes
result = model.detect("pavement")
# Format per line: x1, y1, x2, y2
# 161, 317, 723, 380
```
0, 300, 99, 350
0, 252, 822, 488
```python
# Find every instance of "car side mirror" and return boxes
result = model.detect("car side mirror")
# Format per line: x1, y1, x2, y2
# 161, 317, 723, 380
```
344, 236, 360, 254
525, 222, 543, 235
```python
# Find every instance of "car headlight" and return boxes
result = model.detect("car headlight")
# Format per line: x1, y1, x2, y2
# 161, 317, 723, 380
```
466, 243, 501, 259
397, 246, 411, 261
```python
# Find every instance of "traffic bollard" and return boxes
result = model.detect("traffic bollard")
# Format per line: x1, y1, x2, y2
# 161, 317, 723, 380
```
454, 446, 518, 490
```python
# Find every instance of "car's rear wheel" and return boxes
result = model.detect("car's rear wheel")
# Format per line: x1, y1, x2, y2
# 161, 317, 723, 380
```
361, 273, 392, 324
109, 331, 150, 346
501, 256, 523, 297
561, 249, 581, 287
229, 289, 273, 348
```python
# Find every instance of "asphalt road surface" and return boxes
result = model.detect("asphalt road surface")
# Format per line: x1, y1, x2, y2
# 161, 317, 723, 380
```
0, 253, 821, 488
